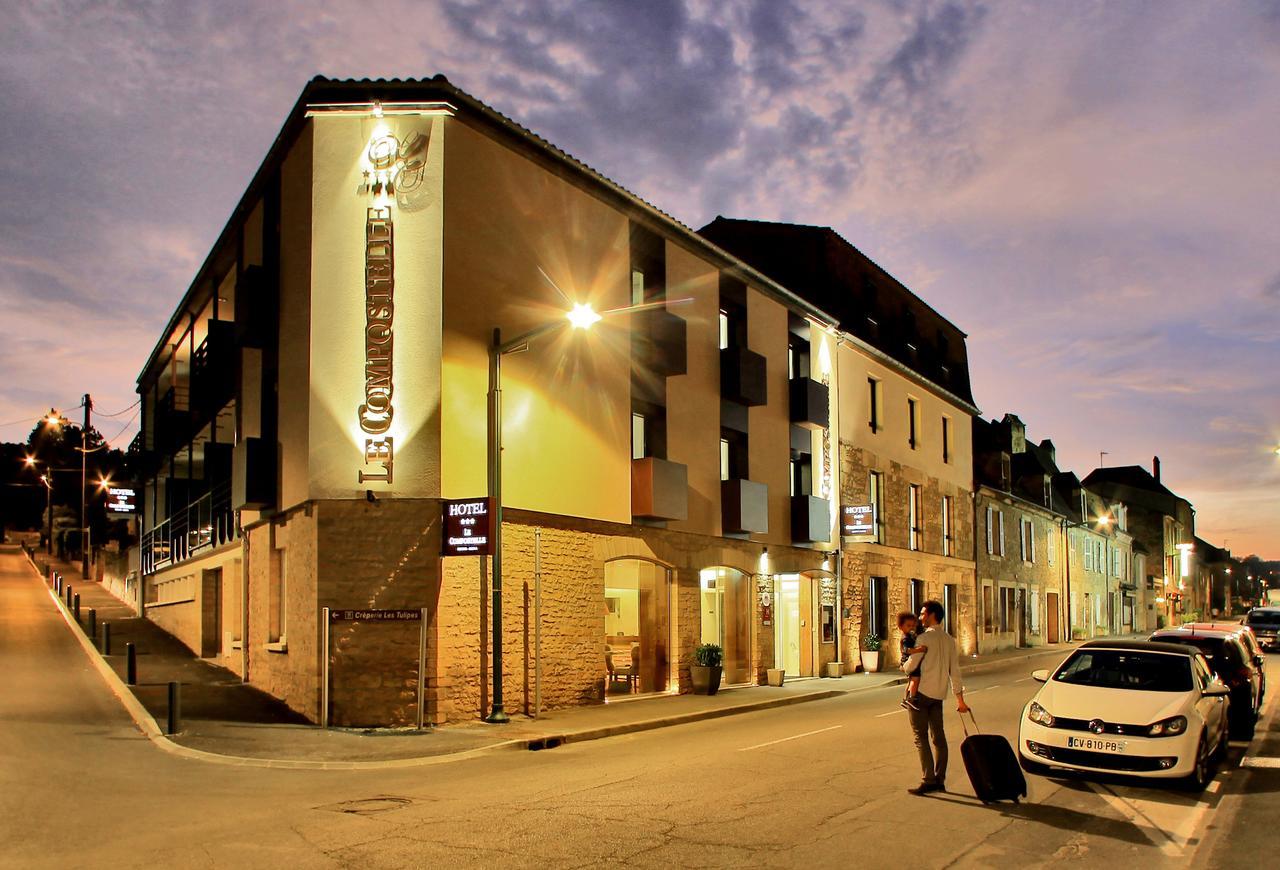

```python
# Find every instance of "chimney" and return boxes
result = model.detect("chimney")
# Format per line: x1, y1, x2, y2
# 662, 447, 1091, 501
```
1153, 456, 1161, 482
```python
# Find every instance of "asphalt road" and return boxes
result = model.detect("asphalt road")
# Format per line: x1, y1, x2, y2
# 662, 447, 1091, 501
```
1, 549, 1271, 868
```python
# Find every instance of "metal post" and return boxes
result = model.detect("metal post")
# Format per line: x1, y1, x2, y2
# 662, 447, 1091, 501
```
320, 607, 330, 728
102, 623, 111, 656
535, 527, 542, 719
89, 608, 97, 639
73, 593, 80, 622
417, 606, 427, 730
167, 681, 181, 735
126, 642, 137, 685
81, 393, 91, 579
485, 328, 508, 724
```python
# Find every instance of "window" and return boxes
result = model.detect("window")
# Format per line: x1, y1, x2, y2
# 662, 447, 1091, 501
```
718, 309, 730, 350
790, 456, 812, 497
268, 548, 286, 646
997, 510, 1006, 557
1021, 518, 1035, 563
631, 413, 647, 460
1030, 590, 1041, 634
909, 484, 922, 551
630, 270, 645, 306
1047, 528, 1056, 566
982, 584, 993, 633
910, 578, 926, 615
1084, 537, 1094, 571
868, 576, 889, 640
942, 496, 954, 557
868, 377, 881, 433
907, 397, 919, 449
999, 587, 1013, 633
719, 438, 730, 481
942, 415, 952, 463
869, 471, 886, 544
985, 505, 994, 555
944, 584, 958, 636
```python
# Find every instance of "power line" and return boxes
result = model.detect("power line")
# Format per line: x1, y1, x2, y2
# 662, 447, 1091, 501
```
94, 398, 141, 418
0, 400, 87, 432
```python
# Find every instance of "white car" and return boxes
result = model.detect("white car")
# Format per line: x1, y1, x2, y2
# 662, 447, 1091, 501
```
1018, 640, 1231, 790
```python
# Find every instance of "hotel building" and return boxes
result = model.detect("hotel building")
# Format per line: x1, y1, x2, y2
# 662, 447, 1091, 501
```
131, 76, 977, 725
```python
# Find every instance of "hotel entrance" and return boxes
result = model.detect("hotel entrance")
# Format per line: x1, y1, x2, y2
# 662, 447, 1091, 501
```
774, 571, 839, 678
603, 559, 673, 697
699, 567, 753, 685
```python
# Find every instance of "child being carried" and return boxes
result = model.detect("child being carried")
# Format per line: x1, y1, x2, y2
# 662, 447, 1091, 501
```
898, 611, 926, 711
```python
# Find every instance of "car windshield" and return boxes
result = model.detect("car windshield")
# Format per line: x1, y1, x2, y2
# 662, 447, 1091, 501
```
1158, 637, 1239, 672
1248, 610, 1280, 624
1053, 650, 1192, 692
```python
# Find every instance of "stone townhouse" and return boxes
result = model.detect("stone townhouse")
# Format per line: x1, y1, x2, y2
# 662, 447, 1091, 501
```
699, 219, 979, 668
1084, 459, 1197, 628
129, 77, 987, 728
972, 414, 1068, 652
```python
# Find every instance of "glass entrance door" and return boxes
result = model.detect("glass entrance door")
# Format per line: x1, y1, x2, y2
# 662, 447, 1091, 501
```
775, 574, 815, 676
699, 568, 752, 685
604, 560, 671, 697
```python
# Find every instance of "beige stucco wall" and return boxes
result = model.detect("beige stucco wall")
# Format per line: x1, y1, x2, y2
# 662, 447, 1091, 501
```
975, 490, 1067, 653
278, 125, 313, 511
747, 287, 792, 545
440, 118, 631, 524
307, 113, 445, 503
664, 241, 721, 537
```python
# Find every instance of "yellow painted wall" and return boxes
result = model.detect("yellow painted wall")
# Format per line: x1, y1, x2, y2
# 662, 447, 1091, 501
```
747, 286, 791, 544
307, 114, 445, 502
441, 119, 630, 524
664, 241, 721, 537
808, 324, 840, 547
836, 343, 973, 492
278, 126, 312, 510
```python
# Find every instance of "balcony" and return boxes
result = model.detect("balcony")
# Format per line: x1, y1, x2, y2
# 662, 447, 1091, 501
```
722, 478, 768, 535
191, 320, 237, 421
140, 478, 238, 575
233, 436, 275, 510
789, 377, 829, 430
791, 495, 832, 544
631, 307, 687, 378
631, 457, 688, 522
152, 386, 192, 455
720, 346, 768, 407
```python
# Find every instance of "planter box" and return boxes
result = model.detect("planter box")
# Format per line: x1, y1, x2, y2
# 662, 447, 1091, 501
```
766, 668, 785, 687
860, 650, 881, 673
690, 665, 723, 695
824, 661, 843, 678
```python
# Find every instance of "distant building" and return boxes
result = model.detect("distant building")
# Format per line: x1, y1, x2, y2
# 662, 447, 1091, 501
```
1084, 459, 1197, 627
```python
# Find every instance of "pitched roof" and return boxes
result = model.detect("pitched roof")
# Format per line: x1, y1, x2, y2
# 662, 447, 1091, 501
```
697, 216, 975, 406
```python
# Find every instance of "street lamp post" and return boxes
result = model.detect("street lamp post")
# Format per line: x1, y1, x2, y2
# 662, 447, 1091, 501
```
485, 304, 600, 724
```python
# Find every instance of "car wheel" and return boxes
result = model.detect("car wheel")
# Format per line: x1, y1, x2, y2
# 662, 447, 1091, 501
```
1180, 735, 1211, 792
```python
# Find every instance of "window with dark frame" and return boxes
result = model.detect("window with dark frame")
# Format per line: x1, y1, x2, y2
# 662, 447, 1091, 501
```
942, 415, 951, 464
909, 484, 922, 551
942, 496, 954, 557
907, 397, 918, 449
869, 470, 886, 544
868, 377, 880, 433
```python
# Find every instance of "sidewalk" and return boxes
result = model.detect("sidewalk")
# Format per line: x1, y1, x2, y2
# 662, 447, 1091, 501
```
15, 544, 1084, 769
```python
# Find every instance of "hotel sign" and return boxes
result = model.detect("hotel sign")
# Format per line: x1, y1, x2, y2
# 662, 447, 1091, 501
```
357, 205, 395, 485
105, 486, 137, 518
841, 504, 876, 541
442, 497, 493, 557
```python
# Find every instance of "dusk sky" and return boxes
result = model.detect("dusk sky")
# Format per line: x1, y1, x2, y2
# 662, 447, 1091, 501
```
1, 1, 1276, 556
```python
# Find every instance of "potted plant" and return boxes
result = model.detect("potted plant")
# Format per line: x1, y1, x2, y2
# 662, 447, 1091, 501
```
691, 643, 724, 695
860, 633, 882, 673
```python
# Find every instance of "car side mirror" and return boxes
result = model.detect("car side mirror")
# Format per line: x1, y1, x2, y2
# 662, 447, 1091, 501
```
1032, 669, 1050, 683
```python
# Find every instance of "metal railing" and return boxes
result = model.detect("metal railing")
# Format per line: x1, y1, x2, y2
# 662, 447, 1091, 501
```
140, 478, 237, 575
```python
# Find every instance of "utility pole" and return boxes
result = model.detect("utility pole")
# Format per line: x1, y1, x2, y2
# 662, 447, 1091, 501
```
81, 393, 91, 579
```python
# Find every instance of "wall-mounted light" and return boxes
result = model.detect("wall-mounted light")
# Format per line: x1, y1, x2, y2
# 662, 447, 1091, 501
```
759, 547, 770, 575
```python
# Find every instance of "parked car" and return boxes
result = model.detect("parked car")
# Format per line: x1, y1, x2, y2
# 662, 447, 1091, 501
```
1181, 622, 1266, 701
1245, 608, 1280, 651
1019, 640, 1230, 791
1150, 627, 1262, 739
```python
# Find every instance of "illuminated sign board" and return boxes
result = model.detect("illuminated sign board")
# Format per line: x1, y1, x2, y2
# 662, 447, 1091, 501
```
841, 504, 875, 540
329, 609, 421, 622
442, 498, 493, 556
105, 486, 137, 517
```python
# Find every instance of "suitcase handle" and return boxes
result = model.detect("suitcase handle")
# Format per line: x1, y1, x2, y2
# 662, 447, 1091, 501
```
960, 709, 980, 737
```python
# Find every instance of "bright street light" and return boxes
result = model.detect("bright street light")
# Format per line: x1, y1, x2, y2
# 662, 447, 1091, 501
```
566, 302, 602, 330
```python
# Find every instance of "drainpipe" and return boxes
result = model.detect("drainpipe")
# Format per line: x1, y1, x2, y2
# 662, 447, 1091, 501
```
1062, 518, 1072, 642
833, 549, 843, 673
972, 491, 980, 656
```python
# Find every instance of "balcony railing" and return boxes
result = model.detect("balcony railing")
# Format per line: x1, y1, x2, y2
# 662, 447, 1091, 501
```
140, 478, 238, 575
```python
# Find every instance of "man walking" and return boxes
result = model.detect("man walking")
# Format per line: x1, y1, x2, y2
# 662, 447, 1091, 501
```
902, 599, 968, 795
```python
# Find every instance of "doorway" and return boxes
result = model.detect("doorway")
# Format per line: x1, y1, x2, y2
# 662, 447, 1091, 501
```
699, 567, 752, 685
603, 560, 673, 697
1015, 588, 1027, 648
1046, 592, 1059, 643
201, 567, 222, 658
774, 574, 816, 677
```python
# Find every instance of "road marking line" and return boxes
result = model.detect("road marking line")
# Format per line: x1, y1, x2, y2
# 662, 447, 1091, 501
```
1086, 782, 1185, 858
738, 724, 843, 751
875, 709, 906, 718
1240, 756, 1280, 768
1015, 677, 1032, 683
987, 685, 1003, 690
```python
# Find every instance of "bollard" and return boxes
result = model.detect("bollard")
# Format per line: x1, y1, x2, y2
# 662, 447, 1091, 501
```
167, 682, 181, 735
102, 623, 111, 656
89, 609, 97, 639
65, 585, 71, 607
73, 593, 80, 622
126, 643, 137, 685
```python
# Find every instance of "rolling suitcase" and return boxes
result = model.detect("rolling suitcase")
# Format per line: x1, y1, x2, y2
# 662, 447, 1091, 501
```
960, 711, 1027, 804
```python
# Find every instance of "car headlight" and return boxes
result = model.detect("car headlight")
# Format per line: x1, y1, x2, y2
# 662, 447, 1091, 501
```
1147, 715, 1188, 737
1027, 701, 1055, 727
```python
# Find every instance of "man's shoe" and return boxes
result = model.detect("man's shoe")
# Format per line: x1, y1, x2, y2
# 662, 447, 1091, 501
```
907, 781, 942, 796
